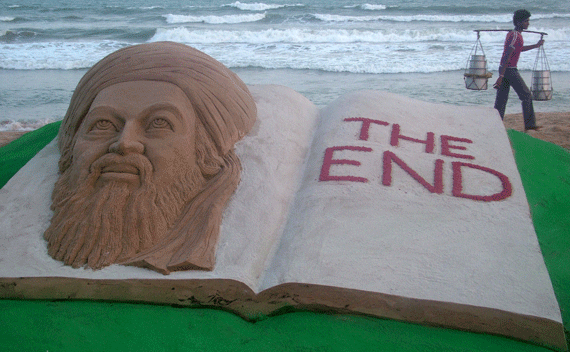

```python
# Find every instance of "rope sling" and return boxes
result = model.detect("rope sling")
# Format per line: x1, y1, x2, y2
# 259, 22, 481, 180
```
464, 29, 551, 101
530, 35, 553, 101
464, 31, 491, 90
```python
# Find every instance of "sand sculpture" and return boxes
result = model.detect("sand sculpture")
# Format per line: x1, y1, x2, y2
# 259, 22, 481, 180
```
0, 42, 566, 351
43, 42, 257, 274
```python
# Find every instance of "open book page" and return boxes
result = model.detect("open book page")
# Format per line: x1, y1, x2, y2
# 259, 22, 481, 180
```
210, 85, 320, 290
260, 90, 561, 324
0, 85, 319, 291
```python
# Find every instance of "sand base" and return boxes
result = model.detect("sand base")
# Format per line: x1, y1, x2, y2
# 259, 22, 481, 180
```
0, 91, 567, 350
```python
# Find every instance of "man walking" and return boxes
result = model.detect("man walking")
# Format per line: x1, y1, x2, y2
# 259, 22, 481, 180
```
493, 9, 544, 131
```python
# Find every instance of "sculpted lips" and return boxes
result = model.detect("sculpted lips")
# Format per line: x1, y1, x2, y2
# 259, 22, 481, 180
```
91, 154, 152, 184
101, 163, 140, 175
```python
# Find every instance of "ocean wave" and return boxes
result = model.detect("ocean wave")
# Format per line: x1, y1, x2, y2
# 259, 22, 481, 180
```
533, 13, 570, 20
138, 6, 164, 10
0, 30, 37, 43
150, 27, 426, 43
0, 119, 57, 132
312, 13, 517, 23
313, 13, 570, 24
201, 44, 474, 73
531, 27, 570, 41
2, 28, 568, 72
0, 41, 126, 70
342, 3, 392, 10
312, 13, 570, 23
149, 27, 538, 44
163, 12, 266, 24
361, 4, 388, 11
225, 1, 289, 11
471, 27, 570, 42
1, 16, 16, 22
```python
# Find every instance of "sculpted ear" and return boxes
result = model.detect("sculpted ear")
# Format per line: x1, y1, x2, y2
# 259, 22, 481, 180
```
195, 121, 224, 177
57, 134, 77, 173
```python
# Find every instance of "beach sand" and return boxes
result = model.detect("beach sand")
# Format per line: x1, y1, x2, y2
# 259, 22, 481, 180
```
1, 112, 569, 150
0, 131, 28, 148
503, 112, 570, 150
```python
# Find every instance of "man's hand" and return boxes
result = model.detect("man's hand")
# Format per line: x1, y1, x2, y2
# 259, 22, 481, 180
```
493, 76, 503, 89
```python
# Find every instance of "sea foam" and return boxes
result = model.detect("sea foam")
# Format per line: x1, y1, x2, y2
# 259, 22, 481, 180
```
227, 1, 288, 11
163, 13, 266, 24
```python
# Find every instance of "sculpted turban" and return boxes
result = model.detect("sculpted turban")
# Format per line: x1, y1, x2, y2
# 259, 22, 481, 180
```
58, 41, 256, 173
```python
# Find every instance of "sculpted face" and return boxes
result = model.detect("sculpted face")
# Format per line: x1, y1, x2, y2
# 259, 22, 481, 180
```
45, 42, 257, 274
71, 81, 198, 190
45, 80, 209, 271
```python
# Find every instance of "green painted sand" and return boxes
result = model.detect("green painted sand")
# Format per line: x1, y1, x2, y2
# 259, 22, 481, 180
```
0, 125, 568, 351
508, 129, 570, 340
0, 300, 555, 352
0, 121, 61, 189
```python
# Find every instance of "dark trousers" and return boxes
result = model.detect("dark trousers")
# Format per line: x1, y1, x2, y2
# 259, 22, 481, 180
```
494, 67, 536, 129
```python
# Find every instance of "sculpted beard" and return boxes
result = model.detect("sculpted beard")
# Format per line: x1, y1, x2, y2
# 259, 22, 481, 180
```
44, 153, 206, 270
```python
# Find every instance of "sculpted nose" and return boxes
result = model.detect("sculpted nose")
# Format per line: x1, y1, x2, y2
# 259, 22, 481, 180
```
108, 128, 144, 155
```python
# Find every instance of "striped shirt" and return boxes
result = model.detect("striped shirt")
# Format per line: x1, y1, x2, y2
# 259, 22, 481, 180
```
500, 30, 524, 68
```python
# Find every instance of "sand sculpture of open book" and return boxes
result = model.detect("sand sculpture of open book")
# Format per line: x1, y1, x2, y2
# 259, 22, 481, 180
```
0, 43, 566, 351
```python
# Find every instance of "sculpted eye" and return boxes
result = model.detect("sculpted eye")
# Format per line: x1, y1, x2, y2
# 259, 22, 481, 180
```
91, 119, 117, 132
149, 117, 173, 130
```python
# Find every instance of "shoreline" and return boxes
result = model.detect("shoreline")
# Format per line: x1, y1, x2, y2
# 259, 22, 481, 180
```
2, 112, 569, 150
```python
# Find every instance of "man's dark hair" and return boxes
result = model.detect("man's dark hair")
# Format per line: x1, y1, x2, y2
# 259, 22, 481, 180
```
513, 9, 531, 27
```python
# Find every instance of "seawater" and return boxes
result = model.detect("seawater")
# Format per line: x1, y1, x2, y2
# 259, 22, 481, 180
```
1, 0, 569, 130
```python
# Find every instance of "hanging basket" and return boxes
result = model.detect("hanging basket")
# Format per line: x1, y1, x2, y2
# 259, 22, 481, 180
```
464, 34, 492, 90
531, 43, 553, 101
